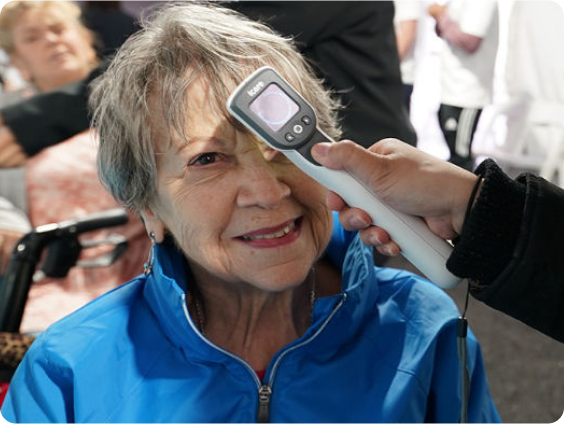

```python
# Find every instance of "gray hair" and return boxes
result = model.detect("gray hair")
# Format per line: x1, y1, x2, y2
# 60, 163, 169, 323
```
90, 2, 342, 212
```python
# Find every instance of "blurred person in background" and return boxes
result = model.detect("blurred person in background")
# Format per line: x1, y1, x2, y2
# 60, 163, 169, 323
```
393, 0, 423, 114
429, 0, 499, 170
0, 1, 149, 334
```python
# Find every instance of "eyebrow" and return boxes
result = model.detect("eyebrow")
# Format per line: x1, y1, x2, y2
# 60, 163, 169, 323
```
16, 26, 41, 35
155, 136, 229, 156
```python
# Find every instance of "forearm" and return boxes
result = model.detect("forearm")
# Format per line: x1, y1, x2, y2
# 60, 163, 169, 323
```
436, 13, 482, 53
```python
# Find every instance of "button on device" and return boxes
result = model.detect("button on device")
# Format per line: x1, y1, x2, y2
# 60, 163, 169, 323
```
285, 133, 296, 142
293, 124, 304, 134
301, 116, 312, 125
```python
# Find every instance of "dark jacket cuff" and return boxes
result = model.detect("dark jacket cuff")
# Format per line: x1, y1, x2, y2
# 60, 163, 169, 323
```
446, 159, 526, 283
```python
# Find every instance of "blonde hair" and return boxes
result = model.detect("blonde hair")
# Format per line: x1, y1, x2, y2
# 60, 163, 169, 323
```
0, 1, 96, 53
90, 2, 342, 212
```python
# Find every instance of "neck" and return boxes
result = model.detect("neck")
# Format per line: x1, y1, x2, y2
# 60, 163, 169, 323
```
187, 266, 317, 371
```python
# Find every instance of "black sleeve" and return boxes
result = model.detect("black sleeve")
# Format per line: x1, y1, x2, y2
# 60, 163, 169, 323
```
447, 159, 526, 283
448, 159, 564, 342
0, 63, 107, 157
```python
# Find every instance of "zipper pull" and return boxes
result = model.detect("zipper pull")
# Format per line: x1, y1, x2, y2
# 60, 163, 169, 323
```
257, 384, 272, 423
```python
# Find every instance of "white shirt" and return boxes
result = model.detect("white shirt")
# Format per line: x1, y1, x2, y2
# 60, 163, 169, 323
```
394, 1, 424, 85
440, 0, 499, 108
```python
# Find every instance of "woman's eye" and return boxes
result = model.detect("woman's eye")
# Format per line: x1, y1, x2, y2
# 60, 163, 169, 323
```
188, 153, 218, 167
22, 34, 39, 44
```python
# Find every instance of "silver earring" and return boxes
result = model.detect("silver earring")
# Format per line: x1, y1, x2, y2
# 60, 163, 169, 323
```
143, 232, 156, 275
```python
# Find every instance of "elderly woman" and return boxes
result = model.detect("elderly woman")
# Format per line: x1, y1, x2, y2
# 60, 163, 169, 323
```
1, 3, 500, 422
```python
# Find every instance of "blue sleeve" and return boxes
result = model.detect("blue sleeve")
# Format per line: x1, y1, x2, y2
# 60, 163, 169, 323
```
1, 334, 72, 423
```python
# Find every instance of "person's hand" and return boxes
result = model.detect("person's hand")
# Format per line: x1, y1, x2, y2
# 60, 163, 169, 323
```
311, 139, 479, 256
428, 3, 446, 20
0, 115, 28, 167
0, 229, 24, 275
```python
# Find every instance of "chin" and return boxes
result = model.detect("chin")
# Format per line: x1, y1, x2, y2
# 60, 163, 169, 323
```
248, 264, 313, 293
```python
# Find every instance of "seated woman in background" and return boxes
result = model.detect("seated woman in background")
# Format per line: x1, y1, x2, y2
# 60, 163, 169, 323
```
2, 3, 500, 422
0, 1, 149, 334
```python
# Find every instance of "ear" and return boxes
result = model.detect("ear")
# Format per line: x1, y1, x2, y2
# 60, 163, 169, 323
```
140, 207, 166, 243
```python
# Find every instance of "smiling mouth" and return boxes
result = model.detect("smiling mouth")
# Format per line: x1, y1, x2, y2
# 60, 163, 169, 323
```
51, 50, 69, 58
240, 220, 298, 241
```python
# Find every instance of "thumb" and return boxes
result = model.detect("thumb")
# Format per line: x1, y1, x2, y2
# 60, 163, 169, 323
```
311, 140, 386, 190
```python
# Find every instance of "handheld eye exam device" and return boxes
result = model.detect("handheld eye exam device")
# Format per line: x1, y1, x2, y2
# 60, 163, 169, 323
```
227, 67, 461, 289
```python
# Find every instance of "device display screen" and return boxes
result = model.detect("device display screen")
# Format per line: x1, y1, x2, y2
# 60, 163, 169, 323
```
249, 83, 300, 132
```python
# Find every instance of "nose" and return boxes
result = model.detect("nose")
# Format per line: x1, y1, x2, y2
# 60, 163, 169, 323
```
236, 156, 291, 209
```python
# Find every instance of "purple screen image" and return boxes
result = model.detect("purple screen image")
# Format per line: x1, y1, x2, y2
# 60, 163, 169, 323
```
249, 83, 299, 132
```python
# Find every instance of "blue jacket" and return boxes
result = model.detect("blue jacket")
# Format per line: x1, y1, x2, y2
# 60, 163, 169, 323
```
2, 221, 500, 422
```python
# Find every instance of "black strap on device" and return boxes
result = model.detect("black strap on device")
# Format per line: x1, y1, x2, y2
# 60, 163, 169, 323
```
457, 174, 483, 423
457, 283, 471, 423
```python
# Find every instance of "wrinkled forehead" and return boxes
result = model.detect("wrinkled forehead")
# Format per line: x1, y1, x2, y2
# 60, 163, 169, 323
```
148, 72, 243, 153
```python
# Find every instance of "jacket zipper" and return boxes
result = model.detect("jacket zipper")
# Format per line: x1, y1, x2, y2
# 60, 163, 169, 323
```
257, 384, 272, 423
181, 293, 346, 423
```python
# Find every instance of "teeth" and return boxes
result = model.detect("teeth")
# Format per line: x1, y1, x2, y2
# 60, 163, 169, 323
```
242, 221, 296, 241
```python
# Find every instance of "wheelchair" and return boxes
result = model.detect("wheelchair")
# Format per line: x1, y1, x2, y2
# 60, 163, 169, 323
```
0, 208, 129, 388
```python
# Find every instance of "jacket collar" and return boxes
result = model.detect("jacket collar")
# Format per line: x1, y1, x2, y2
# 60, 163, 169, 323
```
143, 241, 230, 362
305, 227, 379, 353
143, 226, 379, 360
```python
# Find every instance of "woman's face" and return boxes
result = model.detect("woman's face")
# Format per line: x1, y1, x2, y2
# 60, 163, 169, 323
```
146, 79, 333, 293
10, 6, 96, 91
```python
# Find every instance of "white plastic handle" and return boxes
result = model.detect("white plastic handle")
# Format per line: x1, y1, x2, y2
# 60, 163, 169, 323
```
285, 150, 461, 289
